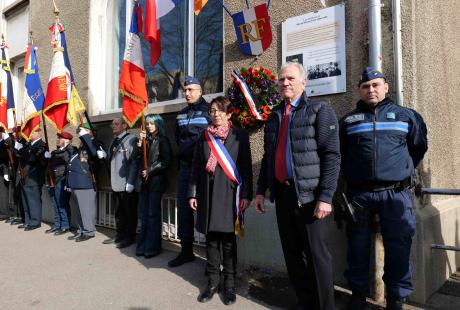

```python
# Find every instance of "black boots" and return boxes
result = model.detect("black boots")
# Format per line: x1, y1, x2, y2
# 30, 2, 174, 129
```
168, 244, 195, 267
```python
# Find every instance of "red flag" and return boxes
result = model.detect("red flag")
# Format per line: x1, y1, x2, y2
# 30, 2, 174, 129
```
144, 0, 161, 66
120, 3, 148, 127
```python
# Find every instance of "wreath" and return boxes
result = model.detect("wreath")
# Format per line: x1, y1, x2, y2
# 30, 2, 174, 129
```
227, 66, 282, 128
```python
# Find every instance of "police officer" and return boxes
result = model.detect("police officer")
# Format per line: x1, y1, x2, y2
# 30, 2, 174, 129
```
14, 128, 47, 231
67, 124, 102, 242
339, 67, 428, 310
44, 131, 76, 235
168, 76, 211, 268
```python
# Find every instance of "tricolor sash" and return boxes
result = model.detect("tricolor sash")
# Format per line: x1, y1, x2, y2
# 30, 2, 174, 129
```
205, 131, 245, 237
231, 70, 263, 121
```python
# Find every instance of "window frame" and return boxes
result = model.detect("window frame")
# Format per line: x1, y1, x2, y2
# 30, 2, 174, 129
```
89, 0, 224, 121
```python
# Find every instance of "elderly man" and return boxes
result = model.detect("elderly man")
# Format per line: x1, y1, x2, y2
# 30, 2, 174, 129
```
14, 128, 47, 231
339, 68, 427, 310
254, 62, 341, 310
169, 76, 211, 268
44, 131, 76, 235
101, 117, 139, 248
255, 62, 340, 309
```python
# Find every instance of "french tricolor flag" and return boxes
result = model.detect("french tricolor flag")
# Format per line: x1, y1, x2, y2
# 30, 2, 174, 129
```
119, 2, 148, 127
0, 42, 15, 130
144, 0, 183, 66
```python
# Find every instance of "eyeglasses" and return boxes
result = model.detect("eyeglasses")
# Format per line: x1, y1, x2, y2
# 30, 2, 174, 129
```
209, 109, 226, 115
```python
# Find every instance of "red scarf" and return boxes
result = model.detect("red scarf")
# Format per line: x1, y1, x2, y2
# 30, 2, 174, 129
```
205, 121, 232, 174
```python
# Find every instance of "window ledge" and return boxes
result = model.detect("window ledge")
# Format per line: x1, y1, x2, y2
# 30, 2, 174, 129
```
90, 92, 223, 123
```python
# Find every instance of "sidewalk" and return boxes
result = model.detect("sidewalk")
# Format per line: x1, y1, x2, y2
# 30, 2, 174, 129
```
0, 222, 275, 310
1, 221, 459, 310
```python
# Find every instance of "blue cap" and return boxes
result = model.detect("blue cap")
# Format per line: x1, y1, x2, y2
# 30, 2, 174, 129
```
359, 67, 386, 86
184, 75, 201, 86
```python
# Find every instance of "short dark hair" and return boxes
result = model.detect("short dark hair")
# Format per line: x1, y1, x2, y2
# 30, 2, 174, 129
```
210, 96, 233, 113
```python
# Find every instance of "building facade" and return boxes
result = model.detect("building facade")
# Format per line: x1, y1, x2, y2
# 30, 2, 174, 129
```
1, 0, 460, 304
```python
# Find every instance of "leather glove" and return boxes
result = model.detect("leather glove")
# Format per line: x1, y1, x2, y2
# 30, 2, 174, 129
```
125, 183, 135, 193
78, 127, 89, 136
14, 141, 23, 150
97, 149, 107, 159
44, 151, 52, 159
4, 174, 9, 182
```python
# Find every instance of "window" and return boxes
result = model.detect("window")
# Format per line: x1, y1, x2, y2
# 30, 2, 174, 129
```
102, 0, 223, 113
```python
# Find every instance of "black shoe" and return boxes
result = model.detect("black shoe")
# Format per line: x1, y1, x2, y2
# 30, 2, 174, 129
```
75, 235, 95, 242
197, 284, 219, 303
135, 252, 144, 257
68, 233, 81, 240
348, 292, 366, 310
222, 287, 236, 305
168, 251, 196, 268
144, 251, 161, 259
45, 228, 59, 234
54, 229, 70, 235
10, 219, 22, 225
386, 298, 405, 310
24, 225, 41, 231
116, 240, 135, 249
102, 238, 115, 244
18, 224, 28, 229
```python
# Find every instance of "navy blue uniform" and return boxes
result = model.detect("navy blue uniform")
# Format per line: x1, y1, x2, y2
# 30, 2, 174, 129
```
339, 97, 428, 301
174, 97, 210, 246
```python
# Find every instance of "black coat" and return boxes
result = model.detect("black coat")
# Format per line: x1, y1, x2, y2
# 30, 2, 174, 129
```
133, 135, 172, 193
188, 128, 253, 234
16, 139, 47, 186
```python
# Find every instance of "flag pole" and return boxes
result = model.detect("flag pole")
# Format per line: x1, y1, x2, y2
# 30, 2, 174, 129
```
140, 113, 148, 180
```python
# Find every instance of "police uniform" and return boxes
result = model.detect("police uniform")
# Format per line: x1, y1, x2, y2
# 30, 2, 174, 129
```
339, 68, 428, 307
67, 133, 99, 241
170, 76, 210, 267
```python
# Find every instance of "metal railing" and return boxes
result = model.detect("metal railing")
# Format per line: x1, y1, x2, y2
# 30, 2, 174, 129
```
96, 191, 205, 247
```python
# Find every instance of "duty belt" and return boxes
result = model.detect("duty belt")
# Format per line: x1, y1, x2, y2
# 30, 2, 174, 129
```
349, 178, 412, 192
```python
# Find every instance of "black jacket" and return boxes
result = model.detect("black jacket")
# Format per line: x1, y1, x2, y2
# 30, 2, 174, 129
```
174, 97, 210, 163
189, 127, 253, 234
16, 139, 47, 186
50, 144, 76, 184
256, 92, 341, 205
134, 135, 172, 193
339, 97, 428, 184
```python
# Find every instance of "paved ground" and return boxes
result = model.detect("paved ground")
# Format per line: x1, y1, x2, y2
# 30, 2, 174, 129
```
1, 221, 459, 310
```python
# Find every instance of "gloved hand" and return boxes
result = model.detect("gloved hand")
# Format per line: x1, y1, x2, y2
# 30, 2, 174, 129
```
78, 127, 89, 137
44, 151, 52, 159
14, 141, 23, 150
125, 183, 135, 193
97, 148, 107, 159
4, 174, 9, 182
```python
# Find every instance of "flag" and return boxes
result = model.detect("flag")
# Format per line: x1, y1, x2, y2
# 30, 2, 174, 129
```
21, 44, 45, 141
43, 22, 86, 131
194, 0, 209, 15
144, 0, 183, 66
120, 3, 148, 127
0, 41, 16, 130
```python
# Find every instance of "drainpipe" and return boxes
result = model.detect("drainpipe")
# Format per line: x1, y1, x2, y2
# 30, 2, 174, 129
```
368, 0, 385, 304
392, 0, 404, 106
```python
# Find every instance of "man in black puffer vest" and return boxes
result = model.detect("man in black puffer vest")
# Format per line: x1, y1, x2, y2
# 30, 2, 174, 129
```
255, 62, 341, 310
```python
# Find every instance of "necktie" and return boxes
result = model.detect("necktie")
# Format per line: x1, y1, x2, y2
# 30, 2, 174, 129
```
275, 102, 292, 183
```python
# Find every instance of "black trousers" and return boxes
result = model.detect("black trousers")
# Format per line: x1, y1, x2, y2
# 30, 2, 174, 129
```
274, 182, 335, 310
113, 191, 139, 242
206, 231, 237, 288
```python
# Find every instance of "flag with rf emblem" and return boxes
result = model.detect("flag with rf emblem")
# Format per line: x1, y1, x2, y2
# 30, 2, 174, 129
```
232, 3, 272, 56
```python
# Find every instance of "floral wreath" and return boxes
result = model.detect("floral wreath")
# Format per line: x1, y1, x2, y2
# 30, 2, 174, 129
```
227, 66, 282, 128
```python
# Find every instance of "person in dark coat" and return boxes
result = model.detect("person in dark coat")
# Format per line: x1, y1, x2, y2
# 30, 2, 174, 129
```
14, 128, 47, 230
188, 96, 253, 306
134, 114, 172, 258
44, 131, 76, 235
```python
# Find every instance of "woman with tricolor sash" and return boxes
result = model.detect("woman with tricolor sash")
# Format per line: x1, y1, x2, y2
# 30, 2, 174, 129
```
188, 96, 253, 305
133, 114, 172, 258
